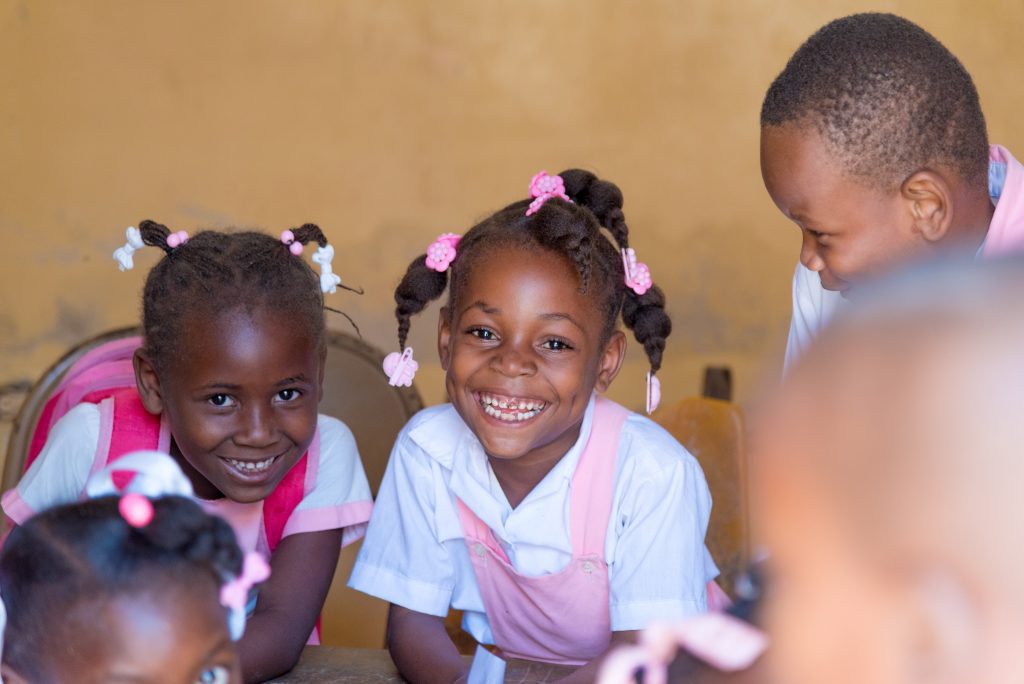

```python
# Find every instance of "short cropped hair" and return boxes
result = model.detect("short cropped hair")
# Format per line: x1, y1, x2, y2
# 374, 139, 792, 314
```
761, 13, 989, 191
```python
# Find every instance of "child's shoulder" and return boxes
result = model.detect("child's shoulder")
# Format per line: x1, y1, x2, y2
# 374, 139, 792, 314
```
392, 403, 468, 467
619, 410, 704, 478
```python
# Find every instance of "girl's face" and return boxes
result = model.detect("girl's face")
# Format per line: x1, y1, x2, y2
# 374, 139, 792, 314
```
439, 245, 625, 467
136, 306, 323, 502
5, 585, 239, 684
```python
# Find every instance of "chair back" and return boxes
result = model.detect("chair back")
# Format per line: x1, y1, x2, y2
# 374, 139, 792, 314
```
653, 396, 749, 596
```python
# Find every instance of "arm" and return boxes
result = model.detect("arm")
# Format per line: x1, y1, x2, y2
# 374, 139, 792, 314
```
387, 604, 469, 684
237, 527, 342, 683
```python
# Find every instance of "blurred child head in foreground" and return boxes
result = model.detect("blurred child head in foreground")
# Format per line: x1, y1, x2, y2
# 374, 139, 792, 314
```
755, 257, 1024, 684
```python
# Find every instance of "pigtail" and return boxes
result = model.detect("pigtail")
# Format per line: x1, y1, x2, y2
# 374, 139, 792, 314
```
289, 222, 329, 249
138, 219, 173, 253
622, 286, 672, 374
559, 169, 673, 383
394, 255, 448, 349
134, 497, 243, 579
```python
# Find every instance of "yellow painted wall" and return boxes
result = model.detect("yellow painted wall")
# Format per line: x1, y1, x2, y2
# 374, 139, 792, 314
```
2, 0, 1023, 646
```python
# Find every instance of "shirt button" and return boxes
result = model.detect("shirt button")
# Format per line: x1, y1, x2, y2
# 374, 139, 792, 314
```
582, 561, 594, 575
473, 543, 487, 557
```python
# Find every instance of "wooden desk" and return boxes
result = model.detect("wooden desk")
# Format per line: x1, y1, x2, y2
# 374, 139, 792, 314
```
267, 646, 768, 683
267, 647, 575, 683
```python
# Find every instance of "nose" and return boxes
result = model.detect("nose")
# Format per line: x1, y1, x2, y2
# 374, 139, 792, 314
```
491, 344, 536, 378
234, 403, 277, 448
799, 232, 825, 273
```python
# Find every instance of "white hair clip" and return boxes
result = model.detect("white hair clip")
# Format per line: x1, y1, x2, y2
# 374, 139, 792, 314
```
86, 451, 195, 500
112, 226, 146, 272
311, 244, 342, 294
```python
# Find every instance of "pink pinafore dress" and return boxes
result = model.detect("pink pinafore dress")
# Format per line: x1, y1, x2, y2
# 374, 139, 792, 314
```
455, 397, 626, 666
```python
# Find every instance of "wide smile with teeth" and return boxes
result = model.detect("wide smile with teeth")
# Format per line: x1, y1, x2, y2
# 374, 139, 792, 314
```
224, 456, 277, 474
478, 392, 547, 423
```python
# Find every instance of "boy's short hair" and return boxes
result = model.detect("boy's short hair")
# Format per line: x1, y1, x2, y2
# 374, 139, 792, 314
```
761, 13, 989, 191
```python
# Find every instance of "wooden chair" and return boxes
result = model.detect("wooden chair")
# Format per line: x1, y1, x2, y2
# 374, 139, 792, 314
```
652, 396, 749, 597
2, 326, 423, 649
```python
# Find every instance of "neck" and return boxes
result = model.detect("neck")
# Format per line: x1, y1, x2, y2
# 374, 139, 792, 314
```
487, 422, 584, 509
948, 184, 996, 254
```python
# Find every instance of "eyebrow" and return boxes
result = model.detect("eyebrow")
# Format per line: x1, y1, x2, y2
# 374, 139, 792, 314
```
198, 375, 310, 392
539, 312, 586, 333
461, 300, 500, 316
274, 375, 310, 387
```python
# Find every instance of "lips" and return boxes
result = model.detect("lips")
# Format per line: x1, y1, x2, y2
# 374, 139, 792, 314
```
219, 454, 282, 483
475, 391, 547, 423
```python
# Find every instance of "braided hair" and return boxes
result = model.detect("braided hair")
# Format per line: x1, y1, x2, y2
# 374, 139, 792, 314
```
393, 169, 671, 378
0, 495, 242, 681
136, 221, 333, 373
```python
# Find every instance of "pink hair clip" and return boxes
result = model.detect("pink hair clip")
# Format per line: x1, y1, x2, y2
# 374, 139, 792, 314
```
280, 229, 304, 256
621, 248, 653, 296
221, 551, 271, 641
383, 347, 418, 387
119, 493, 154, 528
646, 372, 661, 415
166, 230, 189, 249
526, 171, 573, 216
425, 233, 461, 272
597, 614, 768, 684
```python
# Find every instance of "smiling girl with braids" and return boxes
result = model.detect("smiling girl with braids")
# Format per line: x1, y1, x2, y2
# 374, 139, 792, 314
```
2, 222, 372, 682
351, 171, 718, 683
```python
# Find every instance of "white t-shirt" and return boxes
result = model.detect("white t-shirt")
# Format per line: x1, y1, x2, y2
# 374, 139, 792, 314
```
349, 395, 717, 642
2, 403, 373, 554
783, 263, 846, 371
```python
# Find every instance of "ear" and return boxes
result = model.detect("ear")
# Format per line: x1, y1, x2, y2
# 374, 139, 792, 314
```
133, 349, 165, 416
903, 567, 981, 684
594, 330, 627, 394
901, 171, 953, 244
437, 306, 453, 372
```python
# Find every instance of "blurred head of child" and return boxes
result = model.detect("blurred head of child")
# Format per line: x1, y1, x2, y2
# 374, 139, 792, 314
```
754, 257, 1024, 684
760, 13, 992, 294
391, 170, 670, 489
129, 221, 345, 503
0, 453, 251, 684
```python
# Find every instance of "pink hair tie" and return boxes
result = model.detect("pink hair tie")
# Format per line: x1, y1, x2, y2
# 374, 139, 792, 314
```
621, 248, 653, 296
383, 347, 418, 387
280, 229, 304, 256
425, 233, 461, 272
221, 552, 271, 641
166, 230, 189, 249
526, 170, 573, 216
119, 493, 154, 528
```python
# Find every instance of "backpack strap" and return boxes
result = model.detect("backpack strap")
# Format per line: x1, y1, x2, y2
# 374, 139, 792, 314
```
98, 388, 162, 490
27, 336, 143, 470
262, 430, 318, 553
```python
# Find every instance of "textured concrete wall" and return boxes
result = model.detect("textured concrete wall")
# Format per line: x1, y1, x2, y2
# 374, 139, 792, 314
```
3, 1, 1023, 412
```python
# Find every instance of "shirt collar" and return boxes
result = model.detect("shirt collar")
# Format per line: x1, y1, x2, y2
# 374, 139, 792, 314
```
990, 158, 1007, 206
411, 395, 598, 526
